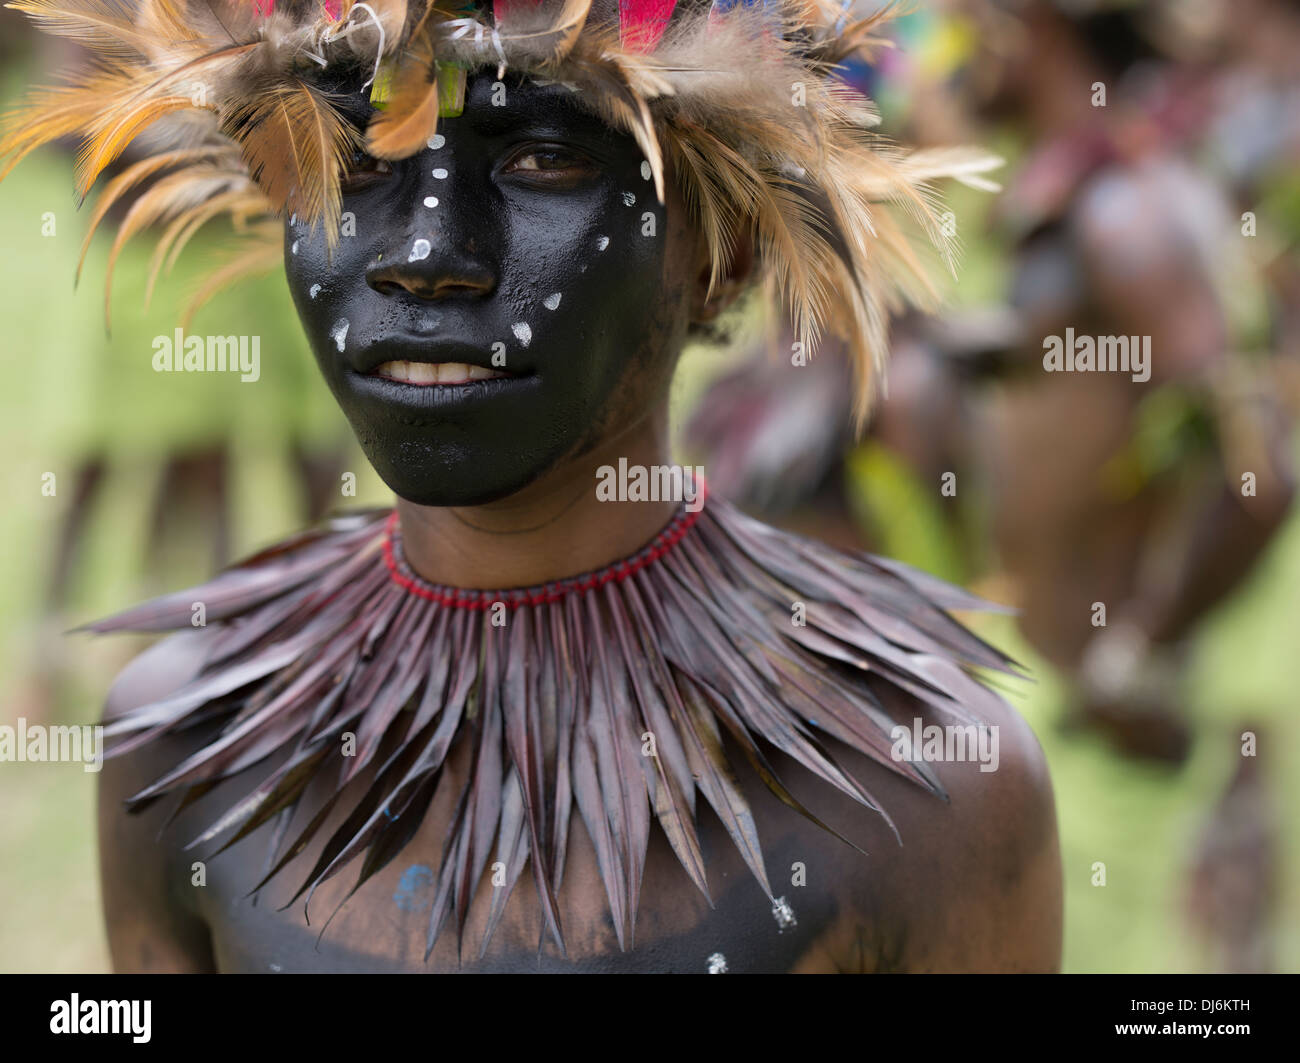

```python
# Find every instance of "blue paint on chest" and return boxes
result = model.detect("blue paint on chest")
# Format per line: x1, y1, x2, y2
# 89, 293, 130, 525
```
393, 863, 435, 912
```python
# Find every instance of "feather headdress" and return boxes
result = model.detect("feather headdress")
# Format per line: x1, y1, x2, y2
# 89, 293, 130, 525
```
1, 0, 1000, 422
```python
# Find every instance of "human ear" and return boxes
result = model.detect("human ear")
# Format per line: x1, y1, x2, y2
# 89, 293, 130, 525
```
689, 226, 756, 325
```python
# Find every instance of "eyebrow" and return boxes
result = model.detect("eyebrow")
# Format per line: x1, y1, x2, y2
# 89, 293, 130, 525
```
457, 81, 613, 139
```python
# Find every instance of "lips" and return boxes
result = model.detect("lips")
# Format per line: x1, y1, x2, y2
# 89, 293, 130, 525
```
371, 360, 514, 386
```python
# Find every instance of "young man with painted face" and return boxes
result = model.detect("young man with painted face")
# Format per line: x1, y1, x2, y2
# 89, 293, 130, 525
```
4, 0, 1061, 972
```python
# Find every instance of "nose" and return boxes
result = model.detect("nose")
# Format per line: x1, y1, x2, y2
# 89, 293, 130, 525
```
365, 210, 496, 300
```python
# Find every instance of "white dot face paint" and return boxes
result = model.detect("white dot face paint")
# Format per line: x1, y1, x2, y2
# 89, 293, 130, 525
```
291, 240, 300, 255
409, 239, 432, 262
597, 236, 610, 251
428, 134, 445, 150
423, 196, 439, 208
543, 292, 561, 310
432, 168, 449, 179
640, 161, 652, 181
331, 318, 350, 353
511, 322, 532, 347
621, 191, 636, 206
309, 283, 322, 299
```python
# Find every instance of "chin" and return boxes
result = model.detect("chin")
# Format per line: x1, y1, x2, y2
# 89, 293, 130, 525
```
354, 431, 571, 508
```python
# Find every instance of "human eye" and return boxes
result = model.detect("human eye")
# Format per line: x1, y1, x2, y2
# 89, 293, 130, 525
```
500, 144, 598, 185
340, 149, 395, 193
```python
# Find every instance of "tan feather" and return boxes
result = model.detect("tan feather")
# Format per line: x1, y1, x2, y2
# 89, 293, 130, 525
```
363, 0, 411, 51
135, 0, 199, 42
3, 0, 161, 60
74, 40, 261, 198
490, 0, 594, 68
75, 144, 239, 283
182, 224, 284, 327
220, 78, 360, 249
101, 165, 247, 327
804, 1, 900, 65
558, 45, 667, 203
895, 146, 1005, 193
146, 186, 268, 308
366, 32, 440, 159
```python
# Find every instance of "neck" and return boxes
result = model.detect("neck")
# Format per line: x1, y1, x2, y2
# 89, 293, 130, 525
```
394, 410, 680, 590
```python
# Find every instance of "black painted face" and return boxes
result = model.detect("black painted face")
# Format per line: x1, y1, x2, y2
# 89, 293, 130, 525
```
284, 72, 697, 506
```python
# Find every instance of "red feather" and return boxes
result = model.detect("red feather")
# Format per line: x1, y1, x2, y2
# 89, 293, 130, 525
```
619, 0, 676, 51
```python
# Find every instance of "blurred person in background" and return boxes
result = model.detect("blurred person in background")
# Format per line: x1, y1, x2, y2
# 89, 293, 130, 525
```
972, 0, 1295, 762
685, 0, 1011, 579
689, 0, 1298, 766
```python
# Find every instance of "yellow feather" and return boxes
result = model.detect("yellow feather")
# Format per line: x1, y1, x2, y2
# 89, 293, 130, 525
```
76, 94, 197, 199
0, 72, 137, 182
182, 224, 283, 327
75, 145, 238, 282
146, 187, 267, 308
102, 166, 245, 328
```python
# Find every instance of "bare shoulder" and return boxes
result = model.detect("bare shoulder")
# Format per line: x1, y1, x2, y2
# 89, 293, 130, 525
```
103, 628, 210, 720
98, 630, 217, 972
792, 694, 1063, 973
891, 696, 1061, 971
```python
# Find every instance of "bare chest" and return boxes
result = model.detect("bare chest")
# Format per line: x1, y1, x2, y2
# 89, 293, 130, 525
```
184, 746, 851, 973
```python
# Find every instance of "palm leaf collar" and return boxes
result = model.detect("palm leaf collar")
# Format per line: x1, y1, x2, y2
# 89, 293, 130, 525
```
90, 485, 1020, 959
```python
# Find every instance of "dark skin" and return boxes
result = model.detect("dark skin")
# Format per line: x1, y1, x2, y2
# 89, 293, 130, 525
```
99, 72, 1062, 972
100, 632, 1061, 972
